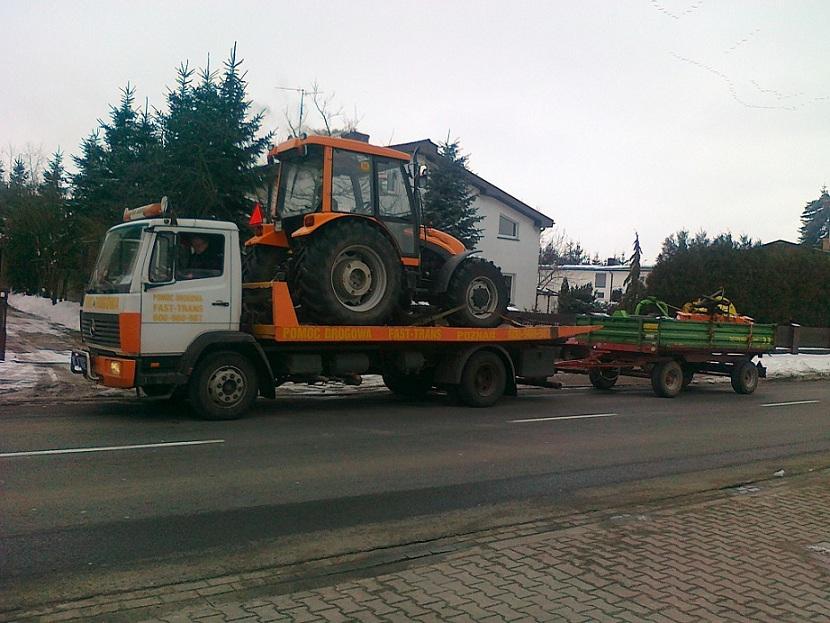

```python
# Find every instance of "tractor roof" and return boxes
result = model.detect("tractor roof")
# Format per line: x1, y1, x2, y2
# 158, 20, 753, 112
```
269, 135, 411, 162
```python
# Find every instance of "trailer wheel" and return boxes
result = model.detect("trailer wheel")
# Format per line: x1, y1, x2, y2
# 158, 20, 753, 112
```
458, 350, 507, 407
382, 368, 434, 399
651, 360, 683, 398
589, 368, 619, 390
189, 351, 259, 420
730, 360, 759, 394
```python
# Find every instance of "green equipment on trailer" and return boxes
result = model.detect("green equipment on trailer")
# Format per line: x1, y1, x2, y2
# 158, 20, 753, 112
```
557, 314, 776, 398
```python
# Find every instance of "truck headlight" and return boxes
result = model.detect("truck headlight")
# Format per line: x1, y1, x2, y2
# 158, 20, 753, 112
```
109, 360, 122, 376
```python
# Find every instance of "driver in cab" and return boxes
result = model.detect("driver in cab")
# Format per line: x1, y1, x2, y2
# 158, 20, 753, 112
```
178, 233, 223, 280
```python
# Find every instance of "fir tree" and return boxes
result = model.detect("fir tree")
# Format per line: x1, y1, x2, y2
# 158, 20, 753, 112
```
422, 138, 483, 249
160, 44, 273, 224
798, 187, 830, 248
9, 157, 30, 191
622, 232, 647, 313
40, 150, 67, 200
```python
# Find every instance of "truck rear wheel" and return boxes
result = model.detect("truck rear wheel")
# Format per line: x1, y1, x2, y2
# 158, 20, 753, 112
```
730, 360, 759, 394
295, 220, 401, 325
589, 367, 619, 389
446, 258, 509, 328
382, 368, 434, 399
458, 350, 507, 407
651, 360, 683, 398
189, 351, 259, 420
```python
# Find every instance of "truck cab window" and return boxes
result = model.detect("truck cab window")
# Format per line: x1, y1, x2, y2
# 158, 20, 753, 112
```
176, 232, 225, 281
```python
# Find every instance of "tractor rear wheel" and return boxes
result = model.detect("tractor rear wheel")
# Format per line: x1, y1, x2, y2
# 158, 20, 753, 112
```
294, 220, 401, 325
446, 258, 509, 328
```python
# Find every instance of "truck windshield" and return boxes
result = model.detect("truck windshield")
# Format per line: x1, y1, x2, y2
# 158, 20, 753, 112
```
87, 224, 144, 293
276, 146, 323, 218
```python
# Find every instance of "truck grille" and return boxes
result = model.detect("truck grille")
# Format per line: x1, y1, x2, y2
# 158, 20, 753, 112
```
81, 312, 120, 348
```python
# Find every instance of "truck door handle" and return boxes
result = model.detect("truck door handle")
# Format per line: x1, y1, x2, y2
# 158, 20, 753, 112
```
212, 300, 230, 307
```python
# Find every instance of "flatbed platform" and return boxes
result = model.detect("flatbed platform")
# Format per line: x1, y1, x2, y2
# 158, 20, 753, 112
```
248, 282, 598, 344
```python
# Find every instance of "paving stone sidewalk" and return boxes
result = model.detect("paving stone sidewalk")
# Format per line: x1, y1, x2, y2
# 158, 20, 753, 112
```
14, 471, 830, 623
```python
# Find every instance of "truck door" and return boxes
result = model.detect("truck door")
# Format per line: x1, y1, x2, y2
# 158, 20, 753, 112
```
140, 228, 233, 355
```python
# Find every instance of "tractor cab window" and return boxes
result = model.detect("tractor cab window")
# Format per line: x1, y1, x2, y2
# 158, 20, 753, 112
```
375, 157, 416, 256
277, 146, 323, 218
332, 149, 373, 215
376, 159, 412, 219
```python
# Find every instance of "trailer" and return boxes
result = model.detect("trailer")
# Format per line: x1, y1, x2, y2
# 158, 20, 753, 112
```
556, 314, 776, 398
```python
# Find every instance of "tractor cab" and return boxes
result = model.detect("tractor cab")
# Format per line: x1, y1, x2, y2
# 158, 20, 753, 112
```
267, 136, 419, 258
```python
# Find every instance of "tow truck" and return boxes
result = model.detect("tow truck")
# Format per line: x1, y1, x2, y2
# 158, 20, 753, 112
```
71, 199, 596, 419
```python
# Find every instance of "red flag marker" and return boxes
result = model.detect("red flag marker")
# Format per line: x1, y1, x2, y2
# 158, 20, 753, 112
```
249, 202, 264, 226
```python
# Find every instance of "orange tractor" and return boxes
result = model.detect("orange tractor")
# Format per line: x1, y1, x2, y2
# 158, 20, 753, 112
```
244, 135, 508, 327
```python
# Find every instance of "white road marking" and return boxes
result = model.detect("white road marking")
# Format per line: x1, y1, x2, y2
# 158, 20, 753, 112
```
510, 413, 619, 423
0, 439, 225, 458
761, 400, 821, 408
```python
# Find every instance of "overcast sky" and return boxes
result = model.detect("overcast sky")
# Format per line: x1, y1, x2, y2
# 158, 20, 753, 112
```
2, 1, 828, 261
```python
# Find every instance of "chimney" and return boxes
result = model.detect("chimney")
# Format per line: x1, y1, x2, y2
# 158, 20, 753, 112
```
341, 130, 370, 143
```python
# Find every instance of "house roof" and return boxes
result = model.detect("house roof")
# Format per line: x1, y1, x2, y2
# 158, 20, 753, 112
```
391, 139, 554, 229
761, 239, 802, 249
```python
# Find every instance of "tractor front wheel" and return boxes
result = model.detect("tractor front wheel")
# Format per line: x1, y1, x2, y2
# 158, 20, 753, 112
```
446, 258, 509, 328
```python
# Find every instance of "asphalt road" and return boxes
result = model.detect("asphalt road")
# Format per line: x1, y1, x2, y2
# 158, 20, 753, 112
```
1, 379, 828, 600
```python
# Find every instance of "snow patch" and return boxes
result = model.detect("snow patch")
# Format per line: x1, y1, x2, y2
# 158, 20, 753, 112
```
8, 294, 80, 331
0, 359, 45, 392
11, 349, 73, 364
758, 354, 830, 379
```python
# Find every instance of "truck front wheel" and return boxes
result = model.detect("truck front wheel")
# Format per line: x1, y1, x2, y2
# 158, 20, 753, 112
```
189, 351, 259, 420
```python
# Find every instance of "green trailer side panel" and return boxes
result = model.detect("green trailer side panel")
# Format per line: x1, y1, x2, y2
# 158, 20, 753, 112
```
574, 315, 775, 352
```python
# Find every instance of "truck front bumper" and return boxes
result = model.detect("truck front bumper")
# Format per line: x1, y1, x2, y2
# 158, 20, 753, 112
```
71, 350, 136, 388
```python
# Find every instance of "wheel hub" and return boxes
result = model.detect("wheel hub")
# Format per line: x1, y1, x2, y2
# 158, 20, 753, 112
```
208, 366, 245, 406
331, 245, 388, 312
475, 364, 496, 396
341, 259, 372, 297
467, 277, 497, 317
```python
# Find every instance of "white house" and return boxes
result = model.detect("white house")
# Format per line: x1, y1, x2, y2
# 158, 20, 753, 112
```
391, 139, 554, 310
537, 264, 654, 312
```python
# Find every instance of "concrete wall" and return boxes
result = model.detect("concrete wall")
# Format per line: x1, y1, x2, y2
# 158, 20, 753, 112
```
472, 193, 544, 311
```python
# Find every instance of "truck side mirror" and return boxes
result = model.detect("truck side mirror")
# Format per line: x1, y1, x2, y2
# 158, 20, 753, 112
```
146, 232, 176, 287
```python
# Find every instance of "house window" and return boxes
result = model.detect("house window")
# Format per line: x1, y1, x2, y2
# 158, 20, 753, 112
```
595, 273, 607, 289
596, 291, 605, 299
503, 273, 515, 304
498, 214, 518, 239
